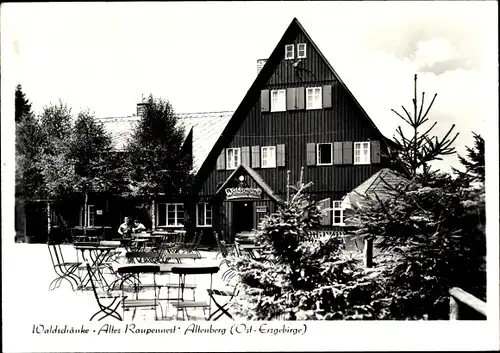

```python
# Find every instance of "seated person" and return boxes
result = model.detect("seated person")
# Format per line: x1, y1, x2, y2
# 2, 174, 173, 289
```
132, 220, 146, 233
118, 217, 132, 238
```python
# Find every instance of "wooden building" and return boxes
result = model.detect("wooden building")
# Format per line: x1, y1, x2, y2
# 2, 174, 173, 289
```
187, 18, 397, 243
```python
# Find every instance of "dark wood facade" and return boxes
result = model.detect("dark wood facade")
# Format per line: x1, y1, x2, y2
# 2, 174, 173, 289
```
189, 18, 396, 243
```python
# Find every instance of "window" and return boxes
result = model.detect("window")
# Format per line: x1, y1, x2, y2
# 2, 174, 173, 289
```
332, 201, 345, 226
354, 142, 371, 164
261, 146, 276, 168
306, 87, 322, 109
271, 89, 286, 112
317, 143, 333, 165
79, 205, 95, 227
226, 148, 241, 170
197, 203, 213, 227
297, 43, 307, 58
157, 203, 184, 227
285, 44, 294, 59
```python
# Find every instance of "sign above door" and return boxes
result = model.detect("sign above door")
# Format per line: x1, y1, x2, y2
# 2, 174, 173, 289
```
225, 187, 262, 200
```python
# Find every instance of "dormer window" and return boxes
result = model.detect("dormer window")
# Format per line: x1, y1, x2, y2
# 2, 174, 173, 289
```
297, 43, 307, 58
285, 44, 294, 60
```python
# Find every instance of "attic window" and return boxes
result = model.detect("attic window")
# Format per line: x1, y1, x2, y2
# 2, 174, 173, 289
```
285, 44, 294, 60
297, 43, 307, 58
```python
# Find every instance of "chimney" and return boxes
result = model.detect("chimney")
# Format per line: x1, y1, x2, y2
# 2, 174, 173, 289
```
257, 59, 267, 75
136, 102, 148, 117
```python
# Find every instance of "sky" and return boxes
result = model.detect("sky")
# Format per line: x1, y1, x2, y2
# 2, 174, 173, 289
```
1, 1, 498, 173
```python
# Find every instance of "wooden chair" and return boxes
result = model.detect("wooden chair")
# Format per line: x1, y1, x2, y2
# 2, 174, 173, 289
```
178, 230, 203, 256
86, 263, 125, 321
214, 232, 235, 260
48, 241, 82, 291
116, 264, 162, 320
170, 265, 220, 320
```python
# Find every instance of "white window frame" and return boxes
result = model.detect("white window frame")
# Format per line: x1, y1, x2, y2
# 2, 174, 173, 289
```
297, 43, 307, 58
306, 87, 322, 110
79, 204, 95, 227
332, 200, 345, 226
317, 143, 333, 166
354, 141, 371, 165
285, 44, 294, 60
261, 146, 277, 168
270, 89, 286, 112
157, 203, 184, 227
226, 148, 241, 170
196, 203, 213, 227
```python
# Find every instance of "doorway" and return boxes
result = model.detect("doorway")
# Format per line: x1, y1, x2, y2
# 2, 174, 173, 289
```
232, 201, 254, 235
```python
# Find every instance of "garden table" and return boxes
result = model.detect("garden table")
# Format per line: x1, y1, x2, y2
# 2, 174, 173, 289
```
74, 244, 120, 289
240, 244, 266, 259
162, 253, 202, 263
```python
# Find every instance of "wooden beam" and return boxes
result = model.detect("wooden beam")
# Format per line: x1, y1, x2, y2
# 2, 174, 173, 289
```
449, 287, 487, 318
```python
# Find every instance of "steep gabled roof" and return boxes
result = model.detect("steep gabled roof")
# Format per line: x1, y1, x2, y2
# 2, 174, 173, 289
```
194, 17, 396, 191
342, 168, 409, 209
96, 111, 232, 173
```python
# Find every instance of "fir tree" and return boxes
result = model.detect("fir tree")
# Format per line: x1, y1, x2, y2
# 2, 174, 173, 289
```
229, 171, 376, 320
388, 74, 459, 178
346, 75, 485, 319
15, 84, 32, 123
453, 132, 485, 183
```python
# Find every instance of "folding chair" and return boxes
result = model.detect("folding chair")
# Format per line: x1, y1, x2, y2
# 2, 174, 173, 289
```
170, 266, 219, 320
206, 287, 238, 321
116, 264, 162, 320
86, 263, 125, 321
214, 232, 235, 260
48, 241, 82, 291
178, 231, 203, 256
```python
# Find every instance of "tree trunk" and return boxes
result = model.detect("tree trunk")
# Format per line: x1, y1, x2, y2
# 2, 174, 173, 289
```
47, 201, 51, 241
151, 198, 156, 231
84, 192, 88, 236
363, 237, 373, 268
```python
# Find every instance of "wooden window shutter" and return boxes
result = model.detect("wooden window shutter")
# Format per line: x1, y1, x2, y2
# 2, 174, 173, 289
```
318, 198, 331, 225
261, 90, 270, 112
296, 87, 305, 110
216, 149, 226, 170
342, 141, 353, 164
322, 85, 332, 108
276, 144, 286, 167
306, 143, 316, 166
286, 88, 296, 110
251, 146, 260, 168
333, 142, 343, 165
241, 146, 250, 166
371, 140, 381, 164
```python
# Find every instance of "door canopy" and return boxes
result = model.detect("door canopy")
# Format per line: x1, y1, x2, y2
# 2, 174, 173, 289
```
216, 164, 283, 204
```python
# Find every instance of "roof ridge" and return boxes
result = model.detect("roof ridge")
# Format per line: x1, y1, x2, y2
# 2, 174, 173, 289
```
98, 111, 234, 120
177, 110, 234, 115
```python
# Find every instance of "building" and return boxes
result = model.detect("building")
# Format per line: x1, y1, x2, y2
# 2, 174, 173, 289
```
184, 18, 398, 244
34, 17, 399, 245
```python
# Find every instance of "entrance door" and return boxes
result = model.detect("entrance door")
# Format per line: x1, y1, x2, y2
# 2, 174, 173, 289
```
232, 201, 254, 236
